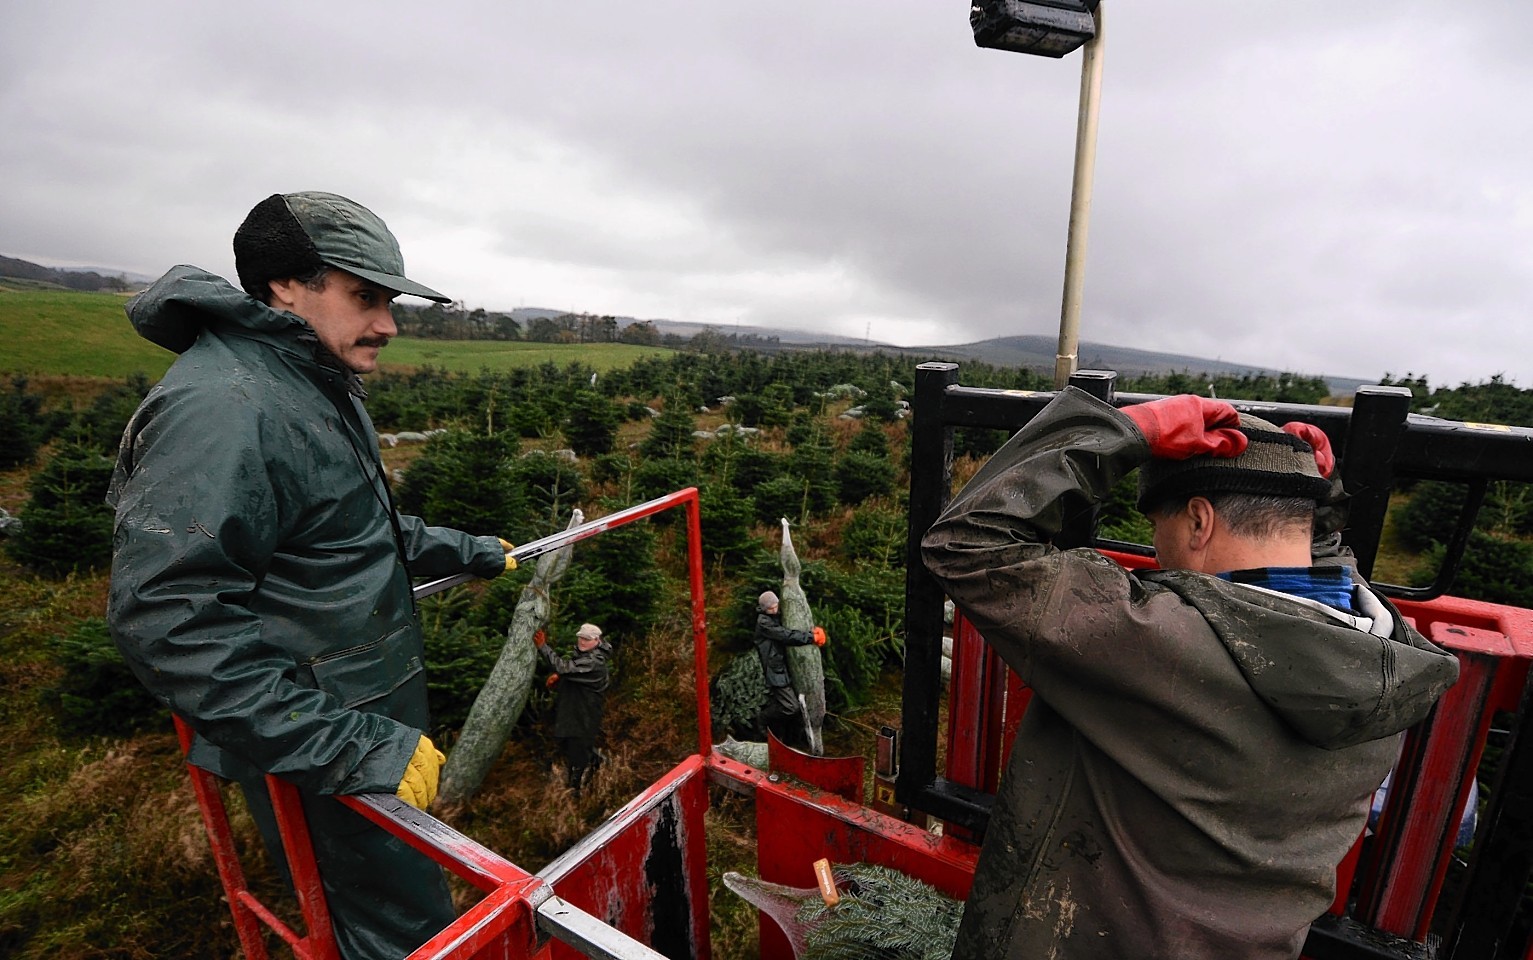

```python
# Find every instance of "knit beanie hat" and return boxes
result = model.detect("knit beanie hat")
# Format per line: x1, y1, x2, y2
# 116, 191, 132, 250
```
1137, 412, 1333, 512
233, 191, 450, 303
758, 591, 779, 611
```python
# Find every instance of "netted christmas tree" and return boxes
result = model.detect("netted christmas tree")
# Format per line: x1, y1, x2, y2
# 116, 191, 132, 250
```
724, 862, 962, 960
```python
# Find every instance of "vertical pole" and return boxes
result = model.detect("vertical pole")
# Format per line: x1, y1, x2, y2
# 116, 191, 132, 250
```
1340, 385, 1413, 580
898, 362, 958, 807
684, 489, 712, 756
1055, 3, 1107, 388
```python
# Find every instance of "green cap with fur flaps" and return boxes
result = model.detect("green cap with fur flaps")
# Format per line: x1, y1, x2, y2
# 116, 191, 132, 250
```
233, 191, 450, 303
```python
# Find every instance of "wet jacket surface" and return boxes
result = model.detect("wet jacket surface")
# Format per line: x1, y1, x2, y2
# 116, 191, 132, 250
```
754, 612, 813, 688
541, 639, 612, 739
107, 266, 506, 796
921, 388, 1460, 960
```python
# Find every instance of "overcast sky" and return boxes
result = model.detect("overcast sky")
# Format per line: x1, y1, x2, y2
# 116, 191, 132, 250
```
4, 2, 1530, 388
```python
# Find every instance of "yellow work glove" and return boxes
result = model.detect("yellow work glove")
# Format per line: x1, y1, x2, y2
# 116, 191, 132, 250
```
396, 734, 447, 809
498, 538, 517, 572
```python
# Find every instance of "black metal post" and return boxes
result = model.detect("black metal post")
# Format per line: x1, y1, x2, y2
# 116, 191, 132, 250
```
1339, 385, 1413, 580
898, 362, 959, 808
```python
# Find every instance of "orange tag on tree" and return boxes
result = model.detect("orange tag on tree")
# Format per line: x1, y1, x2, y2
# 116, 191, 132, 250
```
813, 858, 839, 907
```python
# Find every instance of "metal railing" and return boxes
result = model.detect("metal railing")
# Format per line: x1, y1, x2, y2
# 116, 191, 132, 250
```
175, 488, 711, 960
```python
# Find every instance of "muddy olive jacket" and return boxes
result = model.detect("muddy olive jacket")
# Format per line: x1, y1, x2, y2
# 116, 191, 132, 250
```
541, 639, 612, 739
107, 267, 506, 796
921, 388, 1459, 960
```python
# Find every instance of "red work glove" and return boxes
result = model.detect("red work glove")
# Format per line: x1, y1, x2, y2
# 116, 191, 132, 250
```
1122, 396, 1248, 460
812, 626, 827, 647
533, 630, 547, 648
1281, 422, 1335, 478
545, 673, 559, 688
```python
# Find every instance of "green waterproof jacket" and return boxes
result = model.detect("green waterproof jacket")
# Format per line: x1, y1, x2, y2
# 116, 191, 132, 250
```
922, 388, 1460, 960
107, 266, 506, 796
541, 639, 612, 739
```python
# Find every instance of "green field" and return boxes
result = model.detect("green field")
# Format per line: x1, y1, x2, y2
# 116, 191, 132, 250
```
0, 287, 669, 379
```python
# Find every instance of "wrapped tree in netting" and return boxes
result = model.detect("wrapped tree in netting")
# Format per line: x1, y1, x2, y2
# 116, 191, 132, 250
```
724, 862, 962, 960
779, 518, 826, 755
438, 509, 583, 806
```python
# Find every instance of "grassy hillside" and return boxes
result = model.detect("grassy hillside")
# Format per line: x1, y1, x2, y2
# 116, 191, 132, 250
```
0, 288, 174, 379
0, 287, 669, 379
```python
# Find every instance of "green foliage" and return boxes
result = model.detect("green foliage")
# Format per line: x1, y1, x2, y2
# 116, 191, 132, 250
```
562, 389, 620, 457
731, 447, 785, 497
841, 503, 907, 568
699, 428, 750, 488
1097, 474, 1154, 544
633, 457, 697, 507
41, 617, 168, 736
552, 519, 663, 642
459, 568, 534, 636
592, 452, 636, 488
801, 560, 905, 648
1413, 531, 1533, 607
858, 381, 902, 422
1389, 373, 1533, 425
1119, 371, 1329, 404
6, 439, 116, 576
396, 429, 526, 537
787, 435, 837, 518
1395, 480, 1471, 552
711, 651, 767, 738
0, 376, 52, 468
847, 424, 890, 459
759, 383, 796, 427
420, 595, 504, 739
505, 451, 587, 538
796, 863, 962, 960
700, 484, 760, 564
640, 401, 697, 460
953, 425, 1010, 460
814, 605, 884, 712
753, 475, 811, 526
835, 450, 895, 506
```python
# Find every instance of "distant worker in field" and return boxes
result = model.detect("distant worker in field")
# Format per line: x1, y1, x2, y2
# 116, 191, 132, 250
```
753, 590, 826, 746
537, 622, 613, 793
922, 388, 1459, 960
106, 191, 517, 960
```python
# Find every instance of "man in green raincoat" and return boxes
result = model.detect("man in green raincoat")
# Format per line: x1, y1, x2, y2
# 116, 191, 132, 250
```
107, 192, 515, 960
537, 622, 613, 793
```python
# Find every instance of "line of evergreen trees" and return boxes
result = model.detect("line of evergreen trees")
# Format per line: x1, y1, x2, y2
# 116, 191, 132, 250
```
5, 355, 1532, 740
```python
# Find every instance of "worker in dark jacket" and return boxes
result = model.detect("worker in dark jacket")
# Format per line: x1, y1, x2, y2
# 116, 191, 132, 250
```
107, 192, 516, 960
753, 590, 825, 746
922, 388, 1460, 960
538, 622, 612, 792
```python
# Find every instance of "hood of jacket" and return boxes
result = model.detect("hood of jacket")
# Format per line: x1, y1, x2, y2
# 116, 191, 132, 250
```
1147, 569, 1459, 750
126, 265, 312, 355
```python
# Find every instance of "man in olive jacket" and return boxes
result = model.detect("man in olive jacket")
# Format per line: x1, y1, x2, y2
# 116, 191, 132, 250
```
753, 590, 824, 746
107, 192, 514, 960
922, 388, 1459, 960
538, 622, 613, 792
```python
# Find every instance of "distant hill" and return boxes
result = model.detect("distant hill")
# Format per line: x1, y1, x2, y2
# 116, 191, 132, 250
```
0, 254, 148, 293
633, 318, 1371, 394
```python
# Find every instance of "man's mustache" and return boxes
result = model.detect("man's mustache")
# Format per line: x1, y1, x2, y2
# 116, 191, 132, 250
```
357, 336, 390, 349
